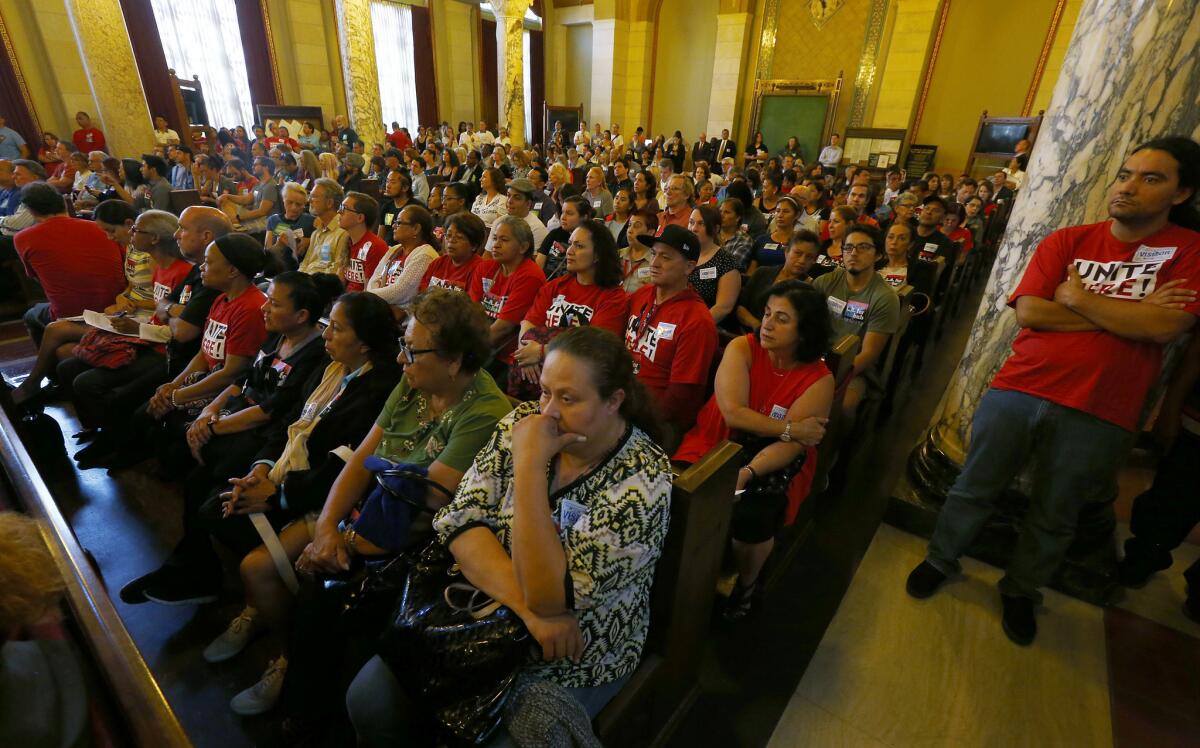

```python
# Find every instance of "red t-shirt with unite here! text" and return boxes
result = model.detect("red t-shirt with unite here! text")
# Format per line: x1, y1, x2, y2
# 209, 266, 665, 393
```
991, 220, 1200, 431
623, 284, 717, 396
201, 287, 269, 371
343, 232, 389, 292
421, 253, 484, 293
524, 275, 629, 334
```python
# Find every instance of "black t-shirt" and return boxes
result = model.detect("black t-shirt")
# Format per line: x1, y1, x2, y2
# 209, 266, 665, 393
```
538, 227, 572, 281
688, 249, 739, 308
239, 332, 330, 423
169, 264, 220, 373
911, 228, 955, 264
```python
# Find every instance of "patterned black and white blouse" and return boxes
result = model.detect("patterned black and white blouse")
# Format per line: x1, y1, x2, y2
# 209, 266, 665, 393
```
433, 401, 672, 688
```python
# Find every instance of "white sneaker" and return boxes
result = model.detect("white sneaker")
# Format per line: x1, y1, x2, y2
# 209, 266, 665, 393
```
203, 607, 260, 663
230, 656, 287, 716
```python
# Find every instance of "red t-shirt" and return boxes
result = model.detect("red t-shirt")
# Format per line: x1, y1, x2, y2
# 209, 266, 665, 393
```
948, 226, 974, 255
72, 127, 106, 153
421, 253, 484, 293
344, 231, 389, 292
200, 286, 269, 370
991, 220, 1200, 431
623, 284, 717, 394
151, 259, 195, 323
469, 258, 547, 363
524, 275, 629, 334
658, 206, 691, 229
14, 216, 125, 320
386, 131, 412, 151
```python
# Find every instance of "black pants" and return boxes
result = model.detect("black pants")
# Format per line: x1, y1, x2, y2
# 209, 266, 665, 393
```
60, 350, 168, 428
1124, 429, 1200, 597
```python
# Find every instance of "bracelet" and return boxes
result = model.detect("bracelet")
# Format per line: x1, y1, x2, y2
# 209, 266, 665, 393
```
170, 390, 183, 410
742, 465, 757, 481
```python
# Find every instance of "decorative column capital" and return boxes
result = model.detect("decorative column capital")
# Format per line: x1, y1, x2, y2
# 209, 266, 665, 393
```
491, 0, 531, 20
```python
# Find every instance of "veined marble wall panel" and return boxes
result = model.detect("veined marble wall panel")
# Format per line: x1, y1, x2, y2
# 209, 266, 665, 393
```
335, 0, 385, 146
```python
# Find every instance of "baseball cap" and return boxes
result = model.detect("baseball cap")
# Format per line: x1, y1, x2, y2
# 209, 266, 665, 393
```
636, 223, 700, 261
508, 178, 536, 197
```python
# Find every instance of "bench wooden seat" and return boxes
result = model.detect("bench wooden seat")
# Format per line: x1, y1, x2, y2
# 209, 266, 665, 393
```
594, 440, 741, 747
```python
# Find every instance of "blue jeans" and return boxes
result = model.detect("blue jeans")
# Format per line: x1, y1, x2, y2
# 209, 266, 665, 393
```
346, 654, 627, 748
23, 302, 51, 348
926, 388, 1133, 603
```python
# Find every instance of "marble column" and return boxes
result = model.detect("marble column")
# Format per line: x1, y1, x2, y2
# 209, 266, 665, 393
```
63, 0, 155, 157
493, 0, 530, 148
335, 0, 385, 148
705, 12, 750, 137
896, 0, 1200, 603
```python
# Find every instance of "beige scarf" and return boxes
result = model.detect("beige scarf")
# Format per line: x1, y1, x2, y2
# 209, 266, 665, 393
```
267, 360, 371, 485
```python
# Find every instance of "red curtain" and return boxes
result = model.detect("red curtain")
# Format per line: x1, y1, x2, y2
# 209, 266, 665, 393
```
234, 0, 280, 114
0, 34, 40, 151
479, 18, 498, 131
117, 0, 178, 134
529, 29, 544, 146
410, 7, 439, 126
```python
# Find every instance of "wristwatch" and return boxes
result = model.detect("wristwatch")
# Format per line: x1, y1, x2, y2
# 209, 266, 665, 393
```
780, 420, 794, 443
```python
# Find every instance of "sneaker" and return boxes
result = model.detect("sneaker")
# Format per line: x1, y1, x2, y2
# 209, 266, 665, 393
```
723, 581, 756, 622
905, 561, 948, 599
119, 566, 178, 605
230, 656, 287, 716
143, 574, 220, 606
1116, 553, 1172, 589
1000, 593, 1037, 646
203, 607, 260, 663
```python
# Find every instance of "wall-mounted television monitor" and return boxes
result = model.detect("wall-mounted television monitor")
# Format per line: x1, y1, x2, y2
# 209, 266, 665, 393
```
976, 122, 1030, 155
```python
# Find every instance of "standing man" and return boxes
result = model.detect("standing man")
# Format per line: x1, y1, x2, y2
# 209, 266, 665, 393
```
906, 137, 1200, 645
818, 134, 843, 176
72, 112, 107, 154
691, 132, 711, 168
714, 129, 737, 163
0, 115, 29, 160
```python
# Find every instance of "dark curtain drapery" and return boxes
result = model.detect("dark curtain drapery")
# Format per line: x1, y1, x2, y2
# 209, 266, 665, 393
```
0, 31, 40, 151
234, 0, 280, 113
410, 7, 439, 126
479, 18, 498, 132
117, 0, 178, 134
529, 29, 544, 146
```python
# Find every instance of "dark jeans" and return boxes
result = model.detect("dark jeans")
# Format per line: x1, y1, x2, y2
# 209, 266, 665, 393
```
60, 350, 168, 428
1124, 429, 1200, 595
926, 389, 1134, 603
23, 303, 51, 348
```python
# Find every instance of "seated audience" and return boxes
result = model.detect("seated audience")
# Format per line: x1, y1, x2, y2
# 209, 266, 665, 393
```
675, 280, 834, 619
659, 174, 693, 229
347, 325, 672, 747
716, 197, 754, 268
942, 202, 974, 262
582, 166, 614, 218
365, 204, 441, 309
420, 211, 487, 293
619, 209, 658, 293
512, 218, 629, 397
136, 154, 173, 212
752, 195, 802, 271
378, 170, 418, 244
632, 168, 658, 213
471, 167, 507, 227
821, 204, 858, 267
470, 215, 547, 382
606, 186, 633, 247
299, 178, 351, 276
14, 183, 125, 345
737, 229, 822, 331
486, 178, 548, 253
537, 195, 594, 281
264, 183, 315, 272
624, 224, 718, 442
812, 224, 900, 421
339, 191, 388, 293
687, 204, 741, 324
219, 157, 278, 234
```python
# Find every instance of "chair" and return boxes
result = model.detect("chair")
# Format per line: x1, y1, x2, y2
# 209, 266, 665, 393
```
811, 334, 861, 494
594, 440, 741, 747
168, 189, 201, 215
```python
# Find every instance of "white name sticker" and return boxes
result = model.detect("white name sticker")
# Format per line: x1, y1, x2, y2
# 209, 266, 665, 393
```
699, 266, 718, 280
827, 296, 847, 318
1132, 245, 1177, 263
637, 266, 651, 278
657, 322, 676, 340
559, 498, 588, 530
769, 404, 788, 420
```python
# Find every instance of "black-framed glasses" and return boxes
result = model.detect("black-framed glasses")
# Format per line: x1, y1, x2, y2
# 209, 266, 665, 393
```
398, 340, 438, 364
842, 242, 877, 254
338, 203, 362, 214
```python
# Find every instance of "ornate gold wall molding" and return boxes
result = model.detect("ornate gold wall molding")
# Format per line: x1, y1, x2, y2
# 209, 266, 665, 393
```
0, 7, 42, 137
1022, 0, 1067, 116
848, 0, 889, 127
909, 0, 950, 139
754, 0, 782, 81
260, 0, 284, 104
335, 0, 385, 146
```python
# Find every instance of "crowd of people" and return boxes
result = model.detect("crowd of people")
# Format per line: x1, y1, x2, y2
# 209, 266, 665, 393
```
2, 106, 1197, 745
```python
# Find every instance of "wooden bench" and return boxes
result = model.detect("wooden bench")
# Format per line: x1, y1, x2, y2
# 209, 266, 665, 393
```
594, 440, 742, 747
812, 333, 861, 495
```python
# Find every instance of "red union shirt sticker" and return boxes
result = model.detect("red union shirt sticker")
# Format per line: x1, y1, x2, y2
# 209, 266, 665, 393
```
1073, 247, 1176, 300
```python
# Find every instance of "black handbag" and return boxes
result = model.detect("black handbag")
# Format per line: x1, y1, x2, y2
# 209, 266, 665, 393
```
378, 540, 532, 746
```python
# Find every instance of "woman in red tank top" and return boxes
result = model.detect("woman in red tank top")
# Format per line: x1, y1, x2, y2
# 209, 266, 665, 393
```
674, 280, 835, 620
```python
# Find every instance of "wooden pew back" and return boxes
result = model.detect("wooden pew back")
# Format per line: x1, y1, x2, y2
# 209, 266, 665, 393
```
812, 334, 861, 492
595, 440, 742, 746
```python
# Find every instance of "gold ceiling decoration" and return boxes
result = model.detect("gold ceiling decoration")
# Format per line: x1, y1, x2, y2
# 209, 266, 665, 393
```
808, 0, 847, 30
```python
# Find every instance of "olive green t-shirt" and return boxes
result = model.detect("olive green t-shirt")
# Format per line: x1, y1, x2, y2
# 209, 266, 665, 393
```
374, 368, 514, 471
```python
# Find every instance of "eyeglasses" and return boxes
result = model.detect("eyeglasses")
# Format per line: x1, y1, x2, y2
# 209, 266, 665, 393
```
398, 340, 438, 364
842, 243, 877, 254
337, 204, 362, 214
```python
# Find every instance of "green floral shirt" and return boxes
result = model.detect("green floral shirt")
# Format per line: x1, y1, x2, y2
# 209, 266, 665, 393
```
374, 369, 514, 471
433, 401, 673, 688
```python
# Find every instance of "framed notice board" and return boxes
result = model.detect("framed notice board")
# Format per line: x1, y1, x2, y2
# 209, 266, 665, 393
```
749, 76, 842, 167
905, 144, 937, 176
842, 127, 906, 171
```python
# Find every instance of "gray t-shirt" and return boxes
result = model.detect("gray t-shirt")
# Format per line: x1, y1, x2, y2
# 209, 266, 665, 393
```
241, 180, 280, 232
813, 268, 900, 387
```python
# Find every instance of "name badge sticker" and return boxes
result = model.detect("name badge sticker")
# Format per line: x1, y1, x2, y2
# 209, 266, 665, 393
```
559, 499, 588, 531
1132, 245, 1177, 263
769, 404, 789, 420
637, 266, 651, 278
826, 296, 847, 317
699, 266, 718, 280
657, 322, 676, 340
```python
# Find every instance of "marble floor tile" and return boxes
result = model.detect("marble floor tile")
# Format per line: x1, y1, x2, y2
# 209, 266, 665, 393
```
767, 692, 890, 748
785, 524, 1112, 748
1113, 524, 1200, 640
